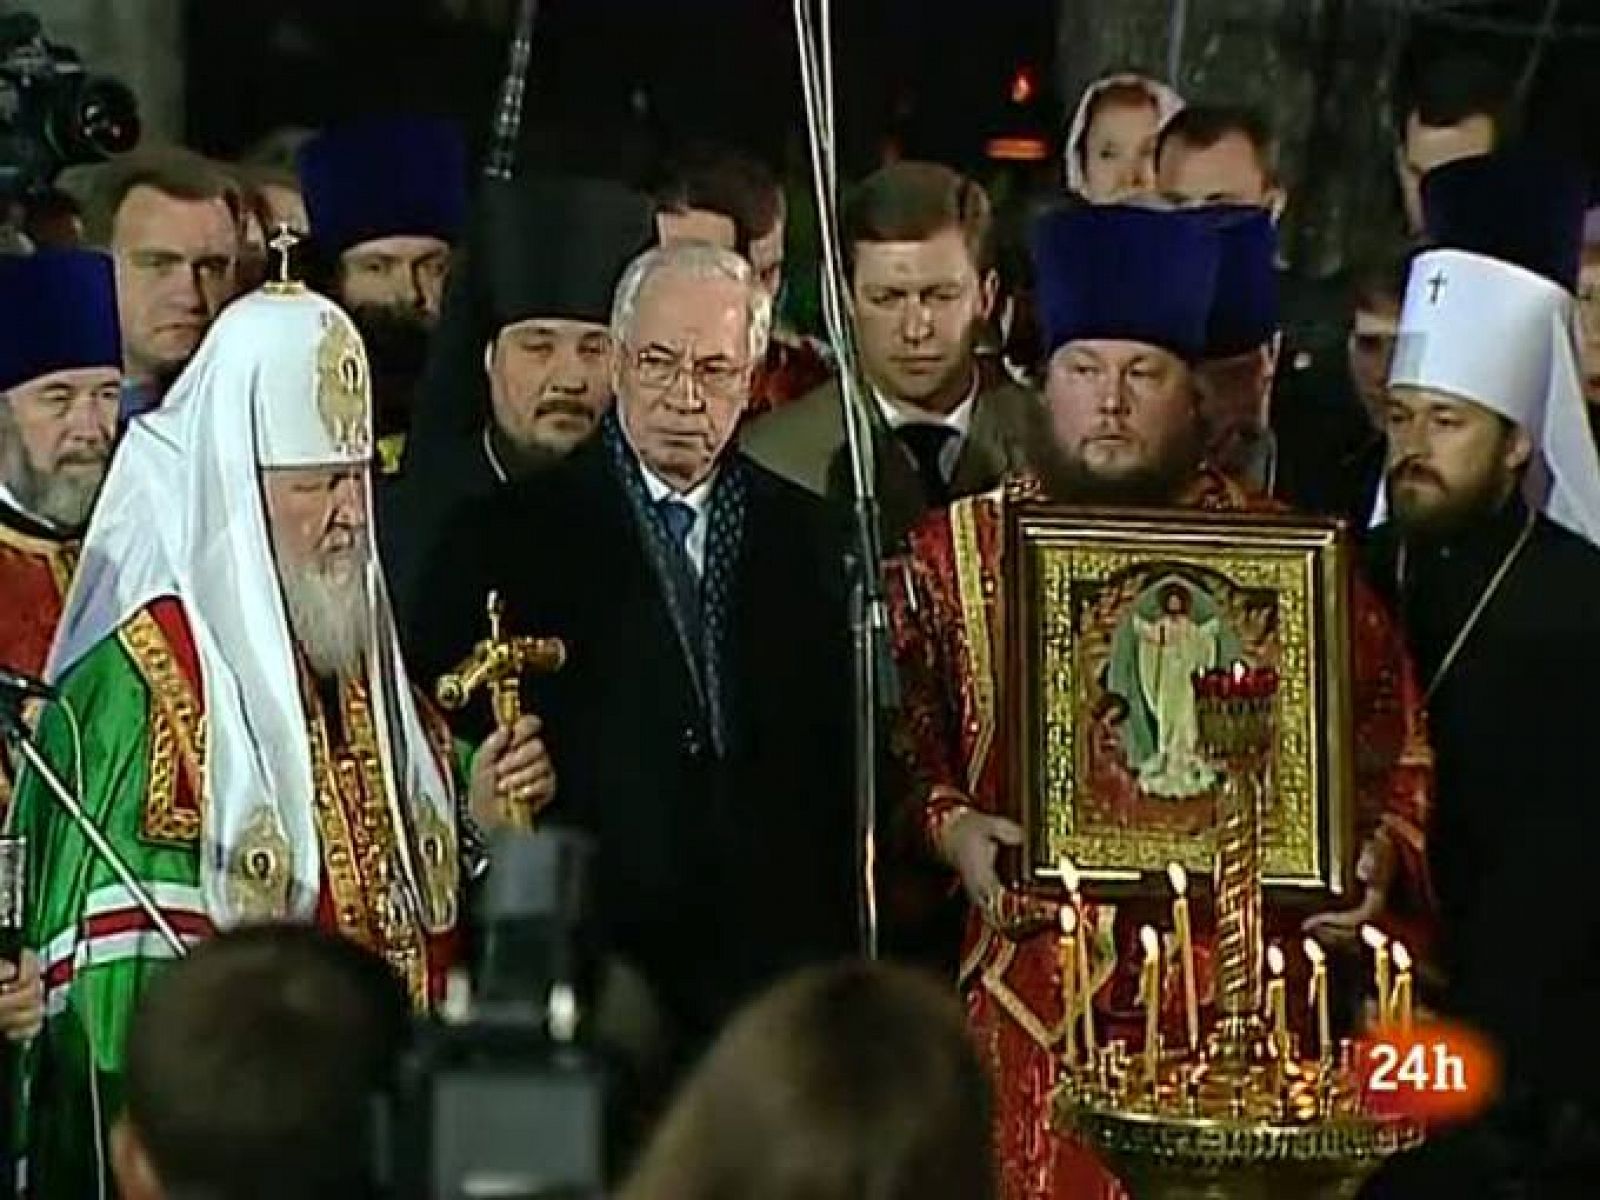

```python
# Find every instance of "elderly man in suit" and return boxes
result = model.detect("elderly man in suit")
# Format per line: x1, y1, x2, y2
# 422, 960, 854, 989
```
410, 241, 857, 1085
741, 162, 1042, 549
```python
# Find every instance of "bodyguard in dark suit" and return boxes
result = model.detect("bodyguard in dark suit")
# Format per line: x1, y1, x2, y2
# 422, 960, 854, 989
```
742, 164, 1040, 976
410, 242, 856, 1074
741, 162, 1043, 551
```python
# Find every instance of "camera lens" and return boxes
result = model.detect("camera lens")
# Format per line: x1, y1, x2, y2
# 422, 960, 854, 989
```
49, 76, 140, 163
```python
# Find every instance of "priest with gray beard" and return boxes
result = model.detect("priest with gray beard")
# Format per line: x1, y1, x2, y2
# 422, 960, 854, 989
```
0, 249, 124, 829
6, 275, 550, 1195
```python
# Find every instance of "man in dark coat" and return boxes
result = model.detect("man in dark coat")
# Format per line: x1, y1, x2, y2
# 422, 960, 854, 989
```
1362, 151, 1600, 1196
408, 241, 857, 1078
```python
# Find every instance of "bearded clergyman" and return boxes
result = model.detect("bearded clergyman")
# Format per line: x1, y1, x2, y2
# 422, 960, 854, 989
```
0, 250, 123, 814
6, 276, 549, 1196
887, 203, 1434, 1200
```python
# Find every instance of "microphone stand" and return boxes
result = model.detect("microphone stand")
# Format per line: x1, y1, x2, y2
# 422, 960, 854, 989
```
0, 698, 187, 958
0, 805, 22, 1181
793, 0, 898, 960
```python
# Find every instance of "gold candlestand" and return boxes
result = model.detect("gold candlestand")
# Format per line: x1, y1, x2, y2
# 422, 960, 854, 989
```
1055, 667, 1421, 1200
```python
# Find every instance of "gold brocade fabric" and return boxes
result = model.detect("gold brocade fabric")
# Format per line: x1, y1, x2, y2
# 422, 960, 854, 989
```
302, 668, 431, 1008
117, 600, 452, 1011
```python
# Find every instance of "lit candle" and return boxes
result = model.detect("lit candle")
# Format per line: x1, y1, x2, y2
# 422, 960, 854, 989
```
1167, 862, 1199, 1054
1303, 937, 1331, 1063
1059, 856, 1095, 1057
1361, 924, 1392, 1029
1058, 905, 1078, 1067
1391, 941, 1414, 1034
1265, 943, 1289, 1060
1140, 925, 1161, 1084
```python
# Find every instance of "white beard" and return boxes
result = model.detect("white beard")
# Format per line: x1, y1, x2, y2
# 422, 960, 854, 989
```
280, 554, 371, 681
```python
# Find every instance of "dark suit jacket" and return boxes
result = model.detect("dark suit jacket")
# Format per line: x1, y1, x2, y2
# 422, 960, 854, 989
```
739, 376, 1044, 549
407, 437, 858, 1062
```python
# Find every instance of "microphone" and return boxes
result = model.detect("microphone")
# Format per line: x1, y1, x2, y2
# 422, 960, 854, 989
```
0, 666, 55, 703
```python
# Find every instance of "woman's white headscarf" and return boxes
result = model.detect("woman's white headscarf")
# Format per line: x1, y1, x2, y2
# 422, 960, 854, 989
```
1063, 72, 1185, 199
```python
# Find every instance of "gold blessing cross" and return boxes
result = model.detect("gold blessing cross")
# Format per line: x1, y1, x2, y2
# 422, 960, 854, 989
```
436, 592, 566, 824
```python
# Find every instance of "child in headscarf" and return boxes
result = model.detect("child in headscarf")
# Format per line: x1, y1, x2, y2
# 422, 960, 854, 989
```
1063, 72, 1184, 204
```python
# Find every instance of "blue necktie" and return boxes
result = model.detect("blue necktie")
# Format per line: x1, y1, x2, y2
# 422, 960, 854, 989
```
657, 498, 698, 563
654, 496, 705, 679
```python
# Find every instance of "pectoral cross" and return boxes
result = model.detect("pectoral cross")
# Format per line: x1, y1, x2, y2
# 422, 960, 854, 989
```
1426, 270, 1447, 305
265, 223, 304, 291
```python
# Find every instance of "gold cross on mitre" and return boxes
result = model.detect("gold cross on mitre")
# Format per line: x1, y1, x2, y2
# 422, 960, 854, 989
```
263, 223, 306, 294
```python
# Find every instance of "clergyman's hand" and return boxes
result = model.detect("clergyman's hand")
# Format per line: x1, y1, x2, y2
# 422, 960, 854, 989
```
0, 951, 43, 1043
938, 810, 1024, 929
1302, 830, 1394, 948
468, 716, 555, 830
1302, 888, 1384, 948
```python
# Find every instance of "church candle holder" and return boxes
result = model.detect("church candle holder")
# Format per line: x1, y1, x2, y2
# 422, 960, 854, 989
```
1054, 664, 1421, 1200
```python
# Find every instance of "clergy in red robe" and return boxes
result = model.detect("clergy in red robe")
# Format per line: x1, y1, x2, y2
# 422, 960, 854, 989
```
887, 204, 1434, 1200
0, 249, 123, 812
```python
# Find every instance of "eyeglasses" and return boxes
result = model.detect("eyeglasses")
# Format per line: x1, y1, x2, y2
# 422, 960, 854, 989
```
629, 346, 750, 401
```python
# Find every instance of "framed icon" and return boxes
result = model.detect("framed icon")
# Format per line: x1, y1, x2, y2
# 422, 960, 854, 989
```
1005, 506, 1355, 900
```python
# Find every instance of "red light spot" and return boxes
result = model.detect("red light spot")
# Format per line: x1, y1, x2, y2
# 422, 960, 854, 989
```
1010, 68, 1036, 106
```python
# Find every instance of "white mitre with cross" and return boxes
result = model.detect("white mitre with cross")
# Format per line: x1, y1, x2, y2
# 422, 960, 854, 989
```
1386, 246, 1600, 547
49, 282, 458, 934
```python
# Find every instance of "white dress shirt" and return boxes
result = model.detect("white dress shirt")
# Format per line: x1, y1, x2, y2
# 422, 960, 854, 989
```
873, 379, 978, 482
639, 462, 717, 576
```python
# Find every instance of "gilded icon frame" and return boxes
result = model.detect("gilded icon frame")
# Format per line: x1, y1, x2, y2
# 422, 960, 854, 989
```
1003, 505, 1355, 901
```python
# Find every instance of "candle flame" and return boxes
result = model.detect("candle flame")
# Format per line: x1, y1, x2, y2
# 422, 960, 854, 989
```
1267, 943, 1286, 975
1140, 925, 1160, 958
1303, 937, 1326, 966
1360, 924, 1388, 951
1059, 905, 1077, 936
1058, 856, 1081, 893
1392, 941, 1412, 972
1166, 862, 1188, 895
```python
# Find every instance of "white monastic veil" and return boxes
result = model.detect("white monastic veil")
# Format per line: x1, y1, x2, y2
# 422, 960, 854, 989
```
48, 287, 458, 932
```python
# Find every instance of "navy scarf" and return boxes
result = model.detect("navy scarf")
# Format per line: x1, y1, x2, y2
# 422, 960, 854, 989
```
603, 412, 747, 756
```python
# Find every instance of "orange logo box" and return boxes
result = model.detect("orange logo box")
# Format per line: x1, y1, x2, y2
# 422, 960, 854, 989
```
1354, 1020, 1500, 1125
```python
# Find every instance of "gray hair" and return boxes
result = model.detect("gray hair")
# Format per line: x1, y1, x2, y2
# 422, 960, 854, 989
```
610, 241, 773, 366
